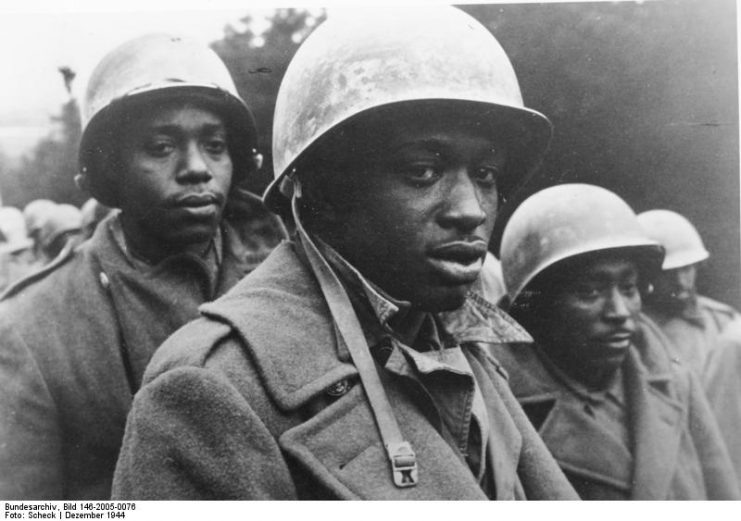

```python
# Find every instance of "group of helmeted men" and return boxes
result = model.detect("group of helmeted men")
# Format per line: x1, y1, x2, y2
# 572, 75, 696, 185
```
1, 5, 741, 501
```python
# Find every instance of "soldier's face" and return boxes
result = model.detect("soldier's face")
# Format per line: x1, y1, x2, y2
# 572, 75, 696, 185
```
116, 102, 233, 258
650, 264, 698, 311
542, 256, 642, 386
326, 112, 506, 311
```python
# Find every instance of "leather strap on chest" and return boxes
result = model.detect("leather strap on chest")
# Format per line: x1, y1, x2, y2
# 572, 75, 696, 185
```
291, 180, 418, 488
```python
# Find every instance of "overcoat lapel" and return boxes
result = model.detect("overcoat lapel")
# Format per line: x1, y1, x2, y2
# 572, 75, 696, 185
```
535, 396, 633, 492
466, 346, 523, 499
624, 348, 685, 500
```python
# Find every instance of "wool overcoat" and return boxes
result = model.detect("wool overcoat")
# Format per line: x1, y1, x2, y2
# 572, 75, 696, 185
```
703, 317, 741, 483
0, 210, 280, 500
112, 241, 579, 500
490, 316, 740, 500
644, 296, 739, 375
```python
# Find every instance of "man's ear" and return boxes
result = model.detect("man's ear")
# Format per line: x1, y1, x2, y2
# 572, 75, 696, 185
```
298, 171, 344, 225
74, 173, 90, 193
251, 150, 263, 171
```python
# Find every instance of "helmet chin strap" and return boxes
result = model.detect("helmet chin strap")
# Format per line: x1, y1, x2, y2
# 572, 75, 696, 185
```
290, 176, 418, 489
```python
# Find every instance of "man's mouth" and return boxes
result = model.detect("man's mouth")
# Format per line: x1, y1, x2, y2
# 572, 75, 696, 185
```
594, 331, 633, 351
670, 289, 693, 301
427, 241, 488, 283
171, 193, 221, 218
175, 193, 219, 208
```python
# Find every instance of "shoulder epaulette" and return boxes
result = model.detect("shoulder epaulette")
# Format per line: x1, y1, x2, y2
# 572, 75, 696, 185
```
0, 246, 78, 302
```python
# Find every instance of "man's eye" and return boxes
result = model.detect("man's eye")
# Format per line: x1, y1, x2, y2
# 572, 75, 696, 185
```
620, 282, 639, 296
144, 140, 174, 157
574, 285, 601, 299
204, 138, 228, 155
474, 166, 499, 186
403, 163, 441, 185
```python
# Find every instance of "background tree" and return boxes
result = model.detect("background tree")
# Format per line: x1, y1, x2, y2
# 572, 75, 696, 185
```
0, 68, 83, 208
212, 8, 326, 194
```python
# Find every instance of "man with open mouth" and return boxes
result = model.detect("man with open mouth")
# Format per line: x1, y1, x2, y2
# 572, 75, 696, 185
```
112, 6, 577, 500
493, 183, 739, 499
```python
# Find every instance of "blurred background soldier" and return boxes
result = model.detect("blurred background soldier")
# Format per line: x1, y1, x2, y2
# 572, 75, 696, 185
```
638, 211, 741, 485
0, 206, 34, 292
493, 184, 738, 500
37, 202, 83, 263
638, 209, 741, 374
80, 197, 114, 240
22, 198, 57, 267
113, 6, 576, 500
0, 33, 283, 500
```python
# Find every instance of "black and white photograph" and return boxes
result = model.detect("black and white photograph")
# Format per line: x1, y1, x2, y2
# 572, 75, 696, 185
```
0, 0, 739, 511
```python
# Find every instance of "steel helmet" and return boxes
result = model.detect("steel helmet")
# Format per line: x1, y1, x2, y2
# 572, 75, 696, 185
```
0, 207, 33, 254
78, 33, 258, 207
500, 184, 664, 303
264, 5, 552, 212
637, 209, 709, 270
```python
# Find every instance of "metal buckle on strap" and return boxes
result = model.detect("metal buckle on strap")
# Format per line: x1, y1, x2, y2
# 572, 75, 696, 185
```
387, 441, 418, 488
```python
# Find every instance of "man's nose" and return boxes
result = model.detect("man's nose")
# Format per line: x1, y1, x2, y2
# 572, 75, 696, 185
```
438, 169, 488, 231
604, 288, 631, 321
177, 142, 212, 183
676, 268, 694, 288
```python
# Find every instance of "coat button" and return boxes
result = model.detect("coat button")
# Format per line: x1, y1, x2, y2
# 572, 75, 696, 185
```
99, 272, 110, 289
326, 379, 352, 397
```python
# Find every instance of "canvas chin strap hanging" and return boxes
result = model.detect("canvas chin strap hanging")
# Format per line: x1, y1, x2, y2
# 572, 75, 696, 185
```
290, 177, 418, 488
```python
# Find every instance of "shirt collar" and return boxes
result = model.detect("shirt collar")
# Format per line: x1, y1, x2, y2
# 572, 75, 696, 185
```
310, 233, 530, 348
312, 235, 411, 329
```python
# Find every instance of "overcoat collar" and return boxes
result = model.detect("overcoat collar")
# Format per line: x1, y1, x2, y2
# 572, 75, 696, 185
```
510, 328, 684, 498
200, 241, 529, 412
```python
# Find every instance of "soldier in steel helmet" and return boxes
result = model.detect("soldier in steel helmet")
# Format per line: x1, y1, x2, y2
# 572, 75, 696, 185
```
0, 34, 284, 499
638, 210, 741, 484
637, 209, 741, 374
112, 6, 577, 500
492, 184, 739, 499
21, 199, 57, 268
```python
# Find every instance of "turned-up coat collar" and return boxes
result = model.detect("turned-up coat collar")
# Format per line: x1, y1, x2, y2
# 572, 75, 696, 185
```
505, 315, 684, 499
